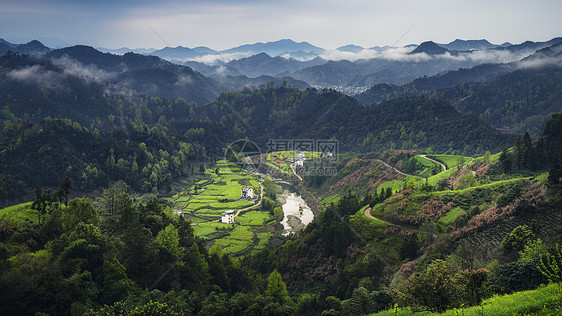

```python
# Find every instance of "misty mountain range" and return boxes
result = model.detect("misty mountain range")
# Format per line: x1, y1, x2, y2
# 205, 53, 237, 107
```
0, 36, 561, 108
96, 38, 522, 62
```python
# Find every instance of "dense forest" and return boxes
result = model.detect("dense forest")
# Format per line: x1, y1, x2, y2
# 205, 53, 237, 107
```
1, 115, 561, 315
198, 87, 512, 154
1, 53, 514, 203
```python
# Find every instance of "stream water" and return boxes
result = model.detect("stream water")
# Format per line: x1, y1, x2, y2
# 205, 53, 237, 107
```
279, 191, 314, 236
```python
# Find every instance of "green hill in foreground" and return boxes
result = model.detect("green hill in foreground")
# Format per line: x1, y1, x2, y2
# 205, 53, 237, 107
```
372, 282, 561, 315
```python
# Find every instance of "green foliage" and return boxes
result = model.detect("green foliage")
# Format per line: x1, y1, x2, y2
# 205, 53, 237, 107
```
518, 239, 549, 263
0, 202, 36, 227
266, 270, 293, 305
373, 282, 562, 316
501, 225, 535, 253
538, 244, 562, 284
156, 224, 184, 259
438, 207, 466, 226
486, 258, 547, 295
398, 259, 488, 312
101, 257, 136, 305
457, 173, 477, 190
399, 259, 456, 312
62, 197, 100, 231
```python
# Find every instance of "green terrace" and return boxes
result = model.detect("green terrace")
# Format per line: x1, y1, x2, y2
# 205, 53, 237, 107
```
171, 160, 275, 256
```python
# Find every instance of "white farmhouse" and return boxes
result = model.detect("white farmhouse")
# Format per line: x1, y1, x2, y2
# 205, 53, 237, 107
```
221, 210, 235, 224
241, 187, 254, 199
295, 151, 305, 167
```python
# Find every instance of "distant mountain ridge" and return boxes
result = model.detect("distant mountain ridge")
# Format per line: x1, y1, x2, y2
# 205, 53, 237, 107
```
149, 46, 218, 60
0, 39, 50, 55
40, 45, 223, 105
336, 45, 365, 53
356, 43, 562, 136
221, 38, 325, 58
438, 39, 497, 51
2, 36, 562, 96
186, 52, 327, 77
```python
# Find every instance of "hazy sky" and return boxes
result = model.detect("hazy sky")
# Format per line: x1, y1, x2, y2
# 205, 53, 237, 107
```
1, 0, 560, 50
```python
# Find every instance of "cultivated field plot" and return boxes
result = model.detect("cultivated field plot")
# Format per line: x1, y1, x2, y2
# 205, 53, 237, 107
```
180, 161, 258, 219
176, 160, 274, 256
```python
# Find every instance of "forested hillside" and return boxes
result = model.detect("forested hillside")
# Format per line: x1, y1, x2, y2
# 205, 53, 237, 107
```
199, 87, 513, 154
1, 114, 560, 315
0, 117, 205, 201
0, 62, 514, 203
356, 44, 562, 136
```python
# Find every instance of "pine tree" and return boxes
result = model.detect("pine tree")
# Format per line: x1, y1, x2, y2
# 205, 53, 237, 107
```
266, 270, 292, 305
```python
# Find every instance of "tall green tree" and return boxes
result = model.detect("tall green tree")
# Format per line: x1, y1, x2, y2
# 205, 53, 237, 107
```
266, 270, 292, 305
62, 198, 100, 231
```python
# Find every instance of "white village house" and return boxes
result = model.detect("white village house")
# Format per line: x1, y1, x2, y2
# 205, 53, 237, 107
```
221, 210, 235, 224
295, 151, 305, 167
241, 187, 254, 199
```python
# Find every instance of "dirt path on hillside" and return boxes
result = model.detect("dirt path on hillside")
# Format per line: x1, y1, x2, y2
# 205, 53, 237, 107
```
290, 164, 303, 181
364, 207, 432, 235
364, 206, 433, 284
419, 154, 447, 172
374, 159, 410, 176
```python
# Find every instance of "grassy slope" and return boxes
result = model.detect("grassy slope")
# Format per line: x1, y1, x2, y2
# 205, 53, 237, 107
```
0, 202, 37, 228
372, 283, 562, 315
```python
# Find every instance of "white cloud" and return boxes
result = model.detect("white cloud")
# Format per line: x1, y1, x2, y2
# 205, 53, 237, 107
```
51, 56, 116, 83
7, 56, 117, 90
187, 52, 250, 65
175, 74, 193, 86
7, 65, 65, 89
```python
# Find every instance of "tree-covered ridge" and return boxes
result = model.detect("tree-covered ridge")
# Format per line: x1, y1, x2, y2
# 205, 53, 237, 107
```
356, 45, 562, 137
0, 48, 220, 109
0, 186, 257, 315
434, 68, 562, 136
0, 53, 203, 128
0, 117, 204, 202
200, 86, 513, 154
0, 80, 514, 202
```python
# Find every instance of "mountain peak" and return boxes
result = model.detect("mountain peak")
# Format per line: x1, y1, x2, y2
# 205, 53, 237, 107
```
409, 41, 449, 55
443, 39, 496, 50
337, 44, 364, 53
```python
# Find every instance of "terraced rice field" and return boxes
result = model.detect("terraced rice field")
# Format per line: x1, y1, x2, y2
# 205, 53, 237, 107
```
176, 160, 275, 256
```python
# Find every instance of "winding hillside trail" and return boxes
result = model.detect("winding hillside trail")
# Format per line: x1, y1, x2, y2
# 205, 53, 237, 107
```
374, 159, 410, 176
290, 164, 303, 181
365, 206, 433, 284
363, 207, 430, 235
463, 158, 477, 175
419, 154, 447, 172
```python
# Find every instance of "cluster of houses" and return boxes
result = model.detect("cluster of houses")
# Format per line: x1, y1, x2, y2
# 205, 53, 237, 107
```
284, 151, 306, 167
220, 186, 256, 224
